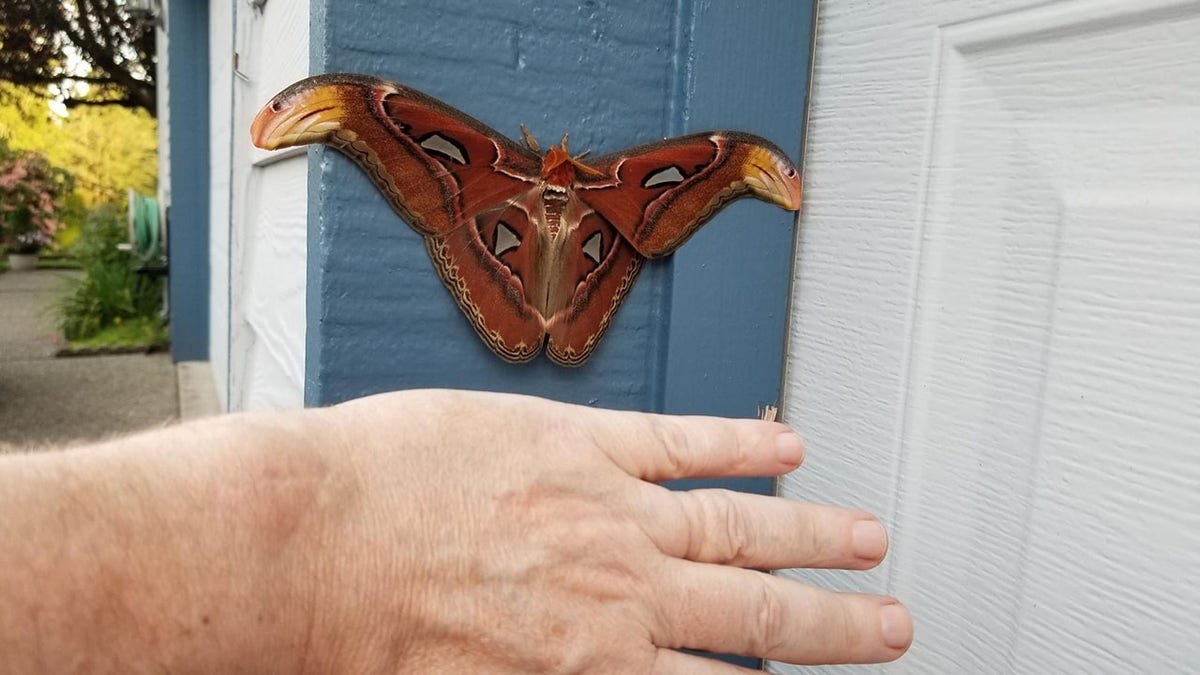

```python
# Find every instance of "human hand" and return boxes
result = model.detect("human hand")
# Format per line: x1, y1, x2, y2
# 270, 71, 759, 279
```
275, 389, 912, 672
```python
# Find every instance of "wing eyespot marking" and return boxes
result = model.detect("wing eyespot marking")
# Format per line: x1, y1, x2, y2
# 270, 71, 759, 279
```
418, 132, 469, 164
494, 221, 521, 256
642, 165, 686, 189
582, 231, 603, 264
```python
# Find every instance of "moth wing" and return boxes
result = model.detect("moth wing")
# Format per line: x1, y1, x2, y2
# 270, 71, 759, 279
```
254, 74, 553, 362
577, 131, 801, 257
545, 210, 643, 366
426, 191, 549, 363
251, 73, 540, 236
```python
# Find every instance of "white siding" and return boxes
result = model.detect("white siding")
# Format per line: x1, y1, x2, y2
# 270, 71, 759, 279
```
210, 0, 309, 410
208, 0, 232, 408
777, 0, 1200, 672
155, 5, 169, 215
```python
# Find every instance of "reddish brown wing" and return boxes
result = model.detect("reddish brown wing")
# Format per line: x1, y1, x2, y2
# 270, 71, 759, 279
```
576, 131, 802, 257
251, 74, 547, 361
425, 196, 546, 363
545, 211, 643, 366
251, 73, 541, 235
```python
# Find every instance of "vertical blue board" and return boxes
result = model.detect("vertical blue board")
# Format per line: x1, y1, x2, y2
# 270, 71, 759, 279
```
663, 2, 813, 496
166, 0, 210, 362
307, 0, 810, 413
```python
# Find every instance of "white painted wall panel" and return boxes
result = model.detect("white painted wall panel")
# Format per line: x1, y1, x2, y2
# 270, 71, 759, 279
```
777, 0, 1200, 672
213, 0, 309, 410
208, 0, 233, 409
155, 9, 170, 216
237, 159, 307, 408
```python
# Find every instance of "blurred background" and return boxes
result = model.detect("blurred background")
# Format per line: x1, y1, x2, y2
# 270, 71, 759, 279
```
0, 0, 183, 447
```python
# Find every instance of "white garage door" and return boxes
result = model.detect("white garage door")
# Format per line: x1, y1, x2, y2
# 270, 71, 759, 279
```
778, 0, 1200, 672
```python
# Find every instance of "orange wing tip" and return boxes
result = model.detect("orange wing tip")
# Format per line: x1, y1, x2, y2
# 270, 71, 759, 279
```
742, 147, 802, 211
250, 85, 353, 150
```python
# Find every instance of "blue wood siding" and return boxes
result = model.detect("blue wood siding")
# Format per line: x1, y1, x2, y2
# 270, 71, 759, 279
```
306, 0, 811, 415
166, 0, 211, 362
307, 0, 679, 408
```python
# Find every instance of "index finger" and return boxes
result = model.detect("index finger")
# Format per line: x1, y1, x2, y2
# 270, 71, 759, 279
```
590, 410, 805, 482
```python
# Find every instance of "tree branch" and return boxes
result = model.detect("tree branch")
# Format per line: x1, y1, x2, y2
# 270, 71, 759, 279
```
0, 0, 157, 116
61, 96, 144, 110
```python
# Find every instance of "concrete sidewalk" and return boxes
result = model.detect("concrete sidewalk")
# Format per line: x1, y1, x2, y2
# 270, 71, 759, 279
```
0, 269, 219, 448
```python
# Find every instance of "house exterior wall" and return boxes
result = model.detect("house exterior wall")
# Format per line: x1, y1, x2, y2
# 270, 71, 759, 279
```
195, 1, 807, 424
303, 0, 686, 410
775, 0, 1200, 672
304, 0, 809, 424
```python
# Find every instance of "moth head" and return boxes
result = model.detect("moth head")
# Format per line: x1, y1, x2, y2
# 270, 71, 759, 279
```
540, 134, 604, 186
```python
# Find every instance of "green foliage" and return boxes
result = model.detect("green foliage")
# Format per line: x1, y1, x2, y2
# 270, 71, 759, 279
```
52, 102, 158, 208
54, 190, 88, 248
68, 315, 168, 350
0, 82, 157, 210
56, 204, 164, 342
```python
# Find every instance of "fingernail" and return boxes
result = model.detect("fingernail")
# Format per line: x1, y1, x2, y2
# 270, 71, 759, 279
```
880, 603, 913, 650
774, 432, 805, 465
852, 520, 888, 560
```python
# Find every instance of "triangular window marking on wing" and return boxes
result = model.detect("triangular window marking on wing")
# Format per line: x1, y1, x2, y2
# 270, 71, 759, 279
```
582, 231, 603, 264
418, 132, 469, 164
642, 165, 686, 189
494, 221, 521, 256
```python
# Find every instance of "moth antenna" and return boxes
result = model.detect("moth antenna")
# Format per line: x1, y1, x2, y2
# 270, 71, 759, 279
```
568, 153, 605, 177
573, 149, 592, 160
560, 133, 570, 151
520, 124, 541, 153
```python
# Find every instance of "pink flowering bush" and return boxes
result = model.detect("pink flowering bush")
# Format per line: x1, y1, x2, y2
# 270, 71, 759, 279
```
0, 143, 72, 254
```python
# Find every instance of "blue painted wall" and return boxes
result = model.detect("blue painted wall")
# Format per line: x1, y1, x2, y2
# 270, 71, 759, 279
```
166, 0, 210, 362
306, 0, 811, 416
308, 0, 678, 408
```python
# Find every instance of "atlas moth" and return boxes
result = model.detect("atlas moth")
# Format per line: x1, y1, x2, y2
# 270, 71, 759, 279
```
252, 74, 801, 366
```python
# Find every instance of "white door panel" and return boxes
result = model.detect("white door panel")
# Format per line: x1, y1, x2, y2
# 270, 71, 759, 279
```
778, 1, 1200, 672
221, 1, 309, 410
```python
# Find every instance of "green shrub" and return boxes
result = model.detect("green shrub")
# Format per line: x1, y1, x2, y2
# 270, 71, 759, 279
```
57, 205, 164, 342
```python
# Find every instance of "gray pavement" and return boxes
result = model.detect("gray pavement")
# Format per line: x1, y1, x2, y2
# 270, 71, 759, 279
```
0, 268, 179, 448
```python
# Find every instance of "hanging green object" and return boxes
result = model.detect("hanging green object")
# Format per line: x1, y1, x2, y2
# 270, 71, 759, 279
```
126, 189, 162, 261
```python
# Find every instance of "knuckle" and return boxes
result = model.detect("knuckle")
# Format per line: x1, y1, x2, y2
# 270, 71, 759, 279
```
650, 417, 693, 477
722, 427, 753, 473
720, 495, 754, 565
750, 575, 789, 656
696, 490, 753, 564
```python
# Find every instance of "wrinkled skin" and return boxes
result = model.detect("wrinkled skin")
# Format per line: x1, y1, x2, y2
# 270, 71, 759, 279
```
294, 390, 911, 672
0, 389, 911, 674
